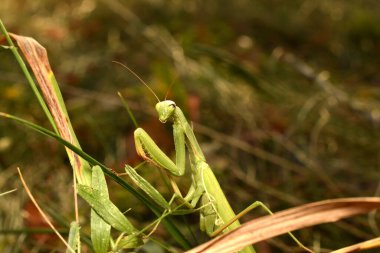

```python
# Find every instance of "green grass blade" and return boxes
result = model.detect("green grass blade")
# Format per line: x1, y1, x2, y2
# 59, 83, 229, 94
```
0, 112, 191, 249
114, 234, 144, 250
0, 188, 17, 197
0, 112, 151, 204
118, 92, 139, 128
91, 166, 111, 253
0, 19, 92, 185
0, 19, 57, 134
125, 165, 170, 210
78, 184, 139, 234
66, 222, 80, 253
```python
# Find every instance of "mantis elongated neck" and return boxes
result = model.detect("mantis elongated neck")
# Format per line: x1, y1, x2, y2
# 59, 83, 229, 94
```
174, 107, 206, 162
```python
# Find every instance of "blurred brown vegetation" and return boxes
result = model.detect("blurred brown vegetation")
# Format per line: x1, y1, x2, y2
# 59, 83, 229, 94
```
1, 0, 380, 252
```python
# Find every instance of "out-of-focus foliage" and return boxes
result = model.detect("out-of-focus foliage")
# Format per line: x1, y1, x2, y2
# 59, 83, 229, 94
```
1, 0, 380, 252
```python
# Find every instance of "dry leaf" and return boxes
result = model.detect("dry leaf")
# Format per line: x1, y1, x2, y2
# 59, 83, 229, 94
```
1, 33, 92, 185
187, 197, 380, 253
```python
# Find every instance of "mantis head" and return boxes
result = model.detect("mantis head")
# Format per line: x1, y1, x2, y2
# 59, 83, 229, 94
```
156, 100, 176, 123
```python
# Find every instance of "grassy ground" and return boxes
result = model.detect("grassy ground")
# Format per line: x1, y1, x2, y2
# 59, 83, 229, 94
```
1, 1, 380, 252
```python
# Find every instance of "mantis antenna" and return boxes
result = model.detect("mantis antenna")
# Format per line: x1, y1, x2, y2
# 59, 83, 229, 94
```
112, 61, 160, 102
164, 71, 178, 100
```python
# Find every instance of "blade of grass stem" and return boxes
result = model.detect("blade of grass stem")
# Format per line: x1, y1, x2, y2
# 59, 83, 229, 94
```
66, 222, 80, 253
1, 19, 92, 185
91, 166, 111, 253
1, 112, 191, 249
17, 168, 75, 253
118, 92, 139, 128
0, 19, 58, 134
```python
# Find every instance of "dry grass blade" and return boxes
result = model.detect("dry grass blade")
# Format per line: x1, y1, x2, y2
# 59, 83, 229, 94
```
330, 236, 380, 253
186, 197, 380, 253
4, 33, 91, 185
17, 168, 74, 252
6, 34, 68, 137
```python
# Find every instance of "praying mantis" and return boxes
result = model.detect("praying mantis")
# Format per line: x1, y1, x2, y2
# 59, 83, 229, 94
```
118, 64, 312, 253
125, 98, 256, 253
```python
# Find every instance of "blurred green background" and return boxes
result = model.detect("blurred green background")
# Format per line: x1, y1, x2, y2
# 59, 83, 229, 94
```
1, 0, 380, 252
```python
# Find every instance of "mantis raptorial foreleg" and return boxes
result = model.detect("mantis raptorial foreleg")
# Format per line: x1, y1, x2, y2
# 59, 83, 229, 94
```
124, 99, 312, 253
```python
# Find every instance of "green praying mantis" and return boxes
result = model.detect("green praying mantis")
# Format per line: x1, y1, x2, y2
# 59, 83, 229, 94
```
127, 100, 255, 253
119, 64, 312, 253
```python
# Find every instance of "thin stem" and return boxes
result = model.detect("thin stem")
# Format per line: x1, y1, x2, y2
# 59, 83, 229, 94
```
0, 19, 58, 134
